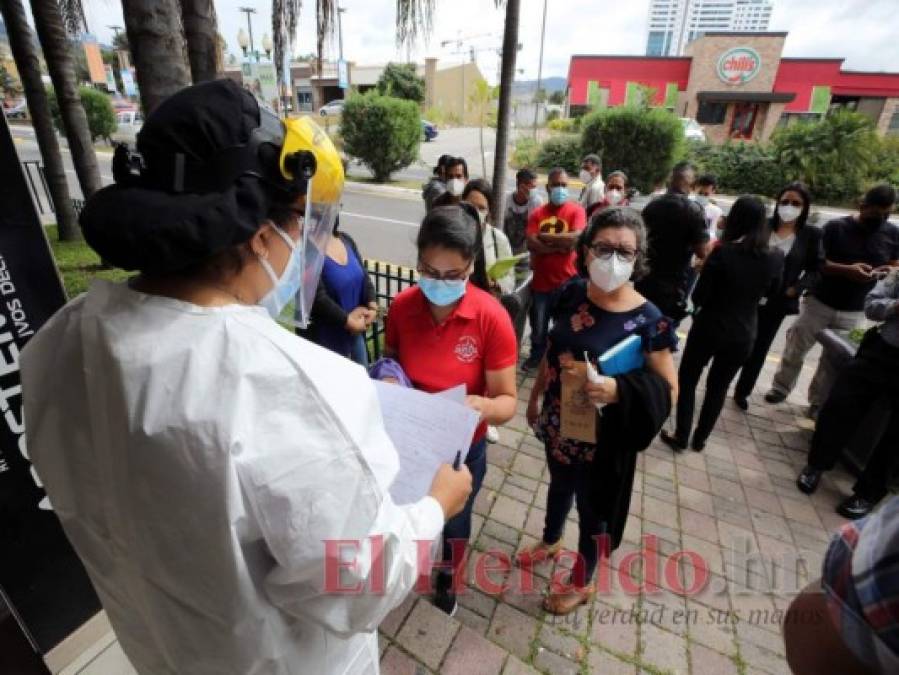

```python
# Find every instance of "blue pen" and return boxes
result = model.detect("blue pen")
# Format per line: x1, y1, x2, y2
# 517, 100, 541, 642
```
453, 450, 462, 470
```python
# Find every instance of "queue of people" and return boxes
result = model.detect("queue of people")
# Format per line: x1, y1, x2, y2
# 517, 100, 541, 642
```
19, 78, 899, 673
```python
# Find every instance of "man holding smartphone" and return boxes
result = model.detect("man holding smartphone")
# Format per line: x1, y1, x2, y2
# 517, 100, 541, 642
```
765, 184, 899, 417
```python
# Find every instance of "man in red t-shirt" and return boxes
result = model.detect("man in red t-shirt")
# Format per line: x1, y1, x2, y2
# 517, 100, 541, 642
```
523, 167, 586, 369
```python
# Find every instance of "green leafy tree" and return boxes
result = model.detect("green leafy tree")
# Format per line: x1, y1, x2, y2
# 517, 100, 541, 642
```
341, 92, 420, 182
772, 110, 880, 202
684, 141, 786, 198
469, 79, 498, 176
48, 86, 116, 142
535, 134, 581, 174
376, 62, 425, 103
548, 90, 565, 105
581, 106, 684, 193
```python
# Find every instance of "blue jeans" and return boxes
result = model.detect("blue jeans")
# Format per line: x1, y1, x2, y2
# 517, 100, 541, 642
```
348, 333, 369, 367
441, 438, 487, 571
528, 287, 564, 363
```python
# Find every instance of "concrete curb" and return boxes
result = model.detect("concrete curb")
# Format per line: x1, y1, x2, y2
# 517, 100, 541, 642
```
344, 180, 420, 199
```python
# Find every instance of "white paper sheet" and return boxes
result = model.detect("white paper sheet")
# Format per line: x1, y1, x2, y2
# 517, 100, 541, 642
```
374, 381, 480, 505
435, 384, 467, 404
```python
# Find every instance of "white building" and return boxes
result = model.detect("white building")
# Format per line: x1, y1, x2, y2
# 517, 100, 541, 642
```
646, 0, 773, 56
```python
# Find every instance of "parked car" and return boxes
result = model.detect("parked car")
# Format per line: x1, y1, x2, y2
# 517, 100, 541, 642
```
421, 119, 438, 142
4, 101, 28, 120
111, 109, 143, 144
680, 117, 706, 142
319, 99, 345, 116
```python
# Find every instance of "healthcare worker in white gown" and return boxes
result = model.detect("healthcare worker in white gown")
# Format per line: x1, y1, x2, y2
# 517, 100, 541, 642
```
20, 80, 471, 675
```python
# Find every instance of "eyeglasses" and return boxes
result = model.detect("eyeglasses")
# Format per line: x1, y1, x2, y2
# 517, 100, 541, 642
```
779, 199, 803, 208
588, 243, 637, 263
417, 263, 471, 281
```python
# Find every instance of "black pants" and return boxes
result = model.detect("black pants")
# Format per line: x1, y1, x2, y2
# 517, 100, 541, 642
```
808, 330, 899, 503
675, 327, 751, 444
735, 304, 788, 400
543, 453, 605, 585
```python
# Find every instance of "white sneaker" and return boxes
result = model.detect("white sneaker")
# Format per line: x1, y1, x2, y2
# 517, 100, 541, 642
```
486, 425, 500, 444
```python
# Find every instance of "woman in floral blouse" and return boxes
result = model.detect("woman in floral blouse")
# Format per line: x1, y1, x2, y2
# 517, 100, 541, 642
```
523, 207, 678, 615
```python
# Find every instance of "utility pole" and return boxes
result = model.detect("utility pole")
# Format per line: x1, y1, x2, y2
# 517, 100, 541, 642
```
337, 6, 346, 61
238, 6, 256, 56
532, 0, 547, 139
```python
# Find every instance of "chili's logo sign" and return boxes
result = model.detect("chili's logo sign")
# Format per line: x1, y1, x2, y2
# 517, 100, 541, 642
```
717, 47, 761, 85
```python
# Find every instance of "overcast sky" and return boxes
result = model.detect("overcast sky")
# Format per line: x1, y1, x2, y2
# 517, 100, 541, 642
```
77, 0, 899, 84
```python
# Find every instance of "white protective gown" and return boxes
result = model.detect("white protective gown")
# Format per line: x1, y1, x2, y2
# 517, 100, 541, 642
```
21, 280, 444, 675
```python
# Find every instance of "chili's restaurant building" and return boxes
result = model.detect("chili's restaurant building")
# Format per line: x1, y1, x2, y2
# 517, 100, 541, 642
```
567, 32, 899, 144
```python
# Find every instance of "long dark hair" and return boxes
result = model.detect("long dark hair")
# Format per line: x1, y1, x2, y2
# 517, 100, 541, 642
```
416, 204, 489, 291
723, 195, 770, 254
771, 181, 811, 232
462, 178, 495, 222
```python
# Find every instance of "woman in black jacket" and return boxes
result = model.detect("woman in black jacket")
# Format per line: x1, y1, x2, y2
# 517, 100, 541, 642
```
661, 196, 784, 452
301, 219, 377, 365
733, 182, 822, 410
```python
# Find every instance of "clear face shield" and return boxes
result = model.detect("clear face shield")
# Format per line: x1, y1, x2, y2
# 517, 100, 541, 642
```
270, 116, 344, 329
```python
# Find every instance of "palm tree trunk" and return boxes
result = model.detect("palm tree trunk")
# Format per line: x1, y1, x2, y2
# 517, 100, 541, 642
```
491, 0, 521, 228
30, 0, 102, 202
1, 1, 79, 241
121, 0, 191, 115
181, 0, 220, 83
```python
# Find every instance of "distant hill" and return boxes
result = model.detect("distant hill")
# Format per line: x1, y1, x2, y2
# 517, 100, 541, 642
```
513, 76, 567, 97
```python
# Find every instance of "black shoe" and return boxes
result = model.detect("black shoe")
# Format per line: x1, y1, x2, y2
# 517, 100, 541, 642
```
764, 389, 787, 404
836, 495, 875, 520
796, 465, 822, 495
690, 436, 706, 452
522, 356, 541, 372
660, 430, 687, 453
806, 404, 820, 421
734, 395, 749, 412
433, 573, 457, 616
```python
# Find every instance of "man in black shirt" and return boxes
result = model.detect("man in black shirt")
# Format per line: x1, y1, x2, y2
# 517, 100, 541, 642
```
766, 184, 899, 415
635, 161, 710, 323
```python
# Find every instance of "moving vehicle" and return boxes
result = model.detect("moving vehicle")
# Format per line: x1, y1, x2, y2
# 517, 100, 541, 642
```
422, 119, 438, 142
319, 99, 345, 116
4, 101, 28, 120
680, 117, 707, 142
111, 109, 144, 144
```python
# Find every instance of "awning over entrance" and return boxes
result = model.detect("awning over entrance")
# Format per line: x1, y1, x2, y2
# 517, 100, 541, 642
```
697, 91, 796, 103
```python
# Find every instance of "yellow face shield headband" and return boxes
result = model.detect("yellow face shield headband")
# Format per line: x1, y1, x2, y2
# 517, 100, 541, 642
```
278, 117, 344, 206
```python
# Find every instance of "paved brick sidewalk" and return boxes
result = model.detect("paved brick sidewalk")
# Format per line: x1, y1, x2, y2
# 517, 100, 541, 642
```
378, 363, 859, 675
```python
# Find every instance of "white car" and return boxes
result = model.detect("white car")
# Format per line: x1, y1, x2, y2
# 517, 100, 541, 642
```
319, 99, 345, 116
680, 117, 706, 142
111, 110, 144, 144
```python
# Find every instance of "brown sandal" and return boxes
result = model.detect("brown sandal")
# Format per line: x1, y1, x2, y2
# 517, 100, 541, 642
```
514, 539, 563, 567
543, 584, 595, 616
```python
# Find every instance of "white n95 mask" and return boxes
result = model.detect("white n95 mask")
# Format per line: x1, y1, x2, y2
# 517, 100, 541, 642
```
447, 178, 466, 196
589, 254, 634, 293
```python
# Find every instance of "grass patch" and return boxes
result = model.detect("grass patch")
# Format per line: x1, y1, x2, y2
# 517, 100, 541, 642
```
46, 225, 132, 298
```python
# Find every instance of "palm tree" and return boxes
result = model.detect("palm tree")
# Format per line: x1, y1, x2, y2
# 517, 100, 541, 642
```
121, 0, 191, 114
272, 1, 301, 88
30, 0, 102, 205
181, 0, 220, 83
491, 0, 521, 227
1, 0, 79, 241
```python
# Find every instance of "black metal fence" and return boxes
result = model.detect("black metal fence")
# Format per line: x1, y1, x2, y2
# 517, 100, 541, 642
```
363, 260, 417, 361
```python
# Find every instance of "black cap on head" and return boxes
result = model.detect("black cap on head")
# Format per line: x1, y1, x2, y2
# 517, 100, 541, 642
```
81, 80, 295, 275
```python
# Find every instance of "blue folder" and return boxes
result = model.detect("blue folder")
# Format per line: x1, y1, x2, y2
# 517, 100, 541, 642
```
598, 334, 645, 376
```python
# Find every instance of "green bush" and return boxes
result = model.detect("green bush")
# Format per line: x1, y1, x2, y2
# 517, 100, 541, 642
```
548, 117, 578, 133
47, 86, 116, 142
771, 110, 880, 203
340, 92, 420, 182
536, 134, 581, 174
375, 62, 425, 103
581, 106, 684, 193
870, 134, 899, 187
684, 141, 786, 198
510, 137, 539, 169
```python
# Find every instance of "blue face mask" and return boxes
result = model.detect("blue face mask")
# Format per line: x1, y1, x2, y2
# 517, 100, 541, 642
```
549, 186, 568, 206
418, 277, 467, 307
258, 227, 303, 319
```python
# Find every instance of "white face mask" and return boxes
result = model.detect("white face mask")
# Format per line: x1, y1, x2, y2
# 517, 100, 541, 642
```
589, 253, 634, 293
447, 178, 466, 196
779, 205, 801, 223
606, 189, 623, 205
695, 195, 710, 207
258, 227, 302, 319
579, 169, 594, 185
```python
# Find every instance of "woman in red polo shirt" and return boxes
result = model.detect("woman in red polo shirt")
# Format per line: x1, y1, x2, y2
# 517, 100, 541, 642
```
385, 204, 518, 616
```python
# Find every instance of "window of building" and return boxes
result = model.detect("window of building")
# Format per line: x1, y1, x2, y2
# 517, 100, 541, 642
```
888, 110, 899, 135
697, 100, 727, 124
777, 112, 823, 128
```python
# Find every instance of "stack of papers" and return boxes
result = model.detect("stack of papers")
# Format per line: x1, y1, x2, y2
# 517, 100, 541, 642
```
374, 381, 480, 505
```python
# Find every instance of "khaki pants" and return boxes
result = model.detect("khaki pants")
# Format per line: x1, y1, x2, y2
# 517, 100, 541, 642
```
771, 295, 864, 407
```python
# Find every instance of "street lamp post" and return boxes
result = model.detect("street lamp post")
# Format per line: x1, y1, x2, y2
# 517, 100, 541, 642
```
337, 7, 346, 62
238, 6, 256, 57
533, 0, 548, 139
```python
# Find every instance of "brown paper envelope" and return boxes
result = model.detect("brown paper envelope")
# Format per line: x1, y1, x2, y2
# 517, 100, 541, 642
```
560, 362, 597, 444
